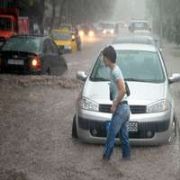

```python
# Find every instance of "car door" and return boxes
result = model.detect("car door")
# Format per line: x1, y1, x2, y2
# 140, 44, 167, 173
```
42, 39, 57, 74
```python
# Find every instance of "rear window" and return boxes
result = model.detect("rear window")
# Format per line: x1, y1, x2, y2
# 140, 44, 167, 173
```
2, 37, 41, 53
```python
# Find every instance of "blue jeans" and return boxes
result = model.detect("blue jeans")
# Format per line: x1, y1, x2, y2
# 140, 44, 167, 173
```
103, 103, 131, 159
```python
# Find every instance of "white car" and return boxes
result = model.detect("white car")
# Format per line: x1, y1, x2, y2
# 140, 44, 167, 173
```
113, 35, 161, 49
129, 20, 151, 33
72, 43, 180, 145
101, 23, 115, 35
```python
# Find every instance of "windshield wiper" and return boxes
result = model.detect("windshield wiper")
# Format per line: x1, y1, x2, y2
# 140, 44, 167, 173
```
125, 78, 148, 82
125, 78, 163, 83
90, 77, 109, 81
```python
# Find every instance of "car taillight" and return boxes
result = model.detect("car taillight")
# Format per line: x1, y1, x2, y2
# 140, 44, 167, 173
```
31, 56, 41, 70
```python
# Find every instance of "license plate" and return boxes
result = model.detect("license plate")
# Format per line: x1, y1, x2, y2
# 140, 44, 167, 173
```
128, 122, 138, 132
8, 59, 24, 65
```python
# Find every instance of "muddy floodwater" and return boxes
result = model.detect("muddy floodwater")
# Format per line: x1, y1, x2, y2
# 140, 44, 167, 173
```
0, 38, 180, 180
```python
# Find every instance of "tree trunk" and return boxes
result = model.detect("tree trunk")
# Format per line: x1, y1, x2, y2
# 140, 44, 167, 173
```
58, 0, 66, 26
38, 0, 45, 35
49, 0, 56, 33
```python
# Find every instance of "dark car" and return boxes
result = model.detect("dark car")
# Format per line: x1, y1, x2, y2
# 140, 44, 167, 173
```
113, 35, 161, 49
0, 35, 67, 75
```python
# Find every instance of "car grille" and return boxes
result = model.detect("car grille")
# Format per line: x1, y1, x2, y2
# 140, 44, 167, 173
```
99, 104, 147, 114
130, 105, 147, 114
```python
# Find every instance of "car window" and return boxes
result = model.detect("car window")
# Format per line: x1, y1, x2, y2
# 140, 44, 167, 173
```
50, 40, 59, 54
43, 40, 48, 54
90, 50, 165, 83
43, 39, 54, 54
90, 54, 111, 81
2, 37, 41, 53
43, 39, 59, 54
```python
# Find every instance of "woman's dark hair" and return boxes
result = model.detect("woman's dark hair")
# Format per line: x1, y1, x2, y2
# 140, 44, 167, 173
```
102, 46, 116, 63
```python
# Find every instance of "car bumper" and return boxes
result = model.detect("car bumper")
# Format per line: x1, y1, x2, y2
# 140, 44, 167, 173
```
64, 47, 73, 53
1, 64, 41, 74
76, 109, 172, 145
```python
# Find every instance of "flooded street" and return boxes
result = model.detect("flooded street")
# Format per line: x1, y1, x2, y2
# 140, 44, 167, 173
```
0, 36, 180, 180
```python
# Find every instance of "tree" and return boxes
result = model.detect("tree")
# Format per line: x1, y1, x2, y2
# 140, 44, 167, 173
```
147, 0, 180, 44
18, 0, 121, 34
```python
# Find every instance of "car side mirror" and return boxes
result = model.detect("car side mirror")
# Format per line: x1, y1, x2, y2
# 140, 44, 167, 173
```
76, 71, 87, 81
169, 73, 180, 84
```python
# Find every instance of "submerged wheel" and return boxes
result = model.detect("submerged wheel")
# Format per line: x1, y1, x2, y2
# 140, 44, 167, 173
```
168, 115, 178, 144
72, 115, 78, 139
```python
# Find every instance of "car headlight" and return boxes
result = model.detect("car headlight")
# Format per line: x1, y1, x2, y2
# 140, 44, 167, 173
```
79, 30, 84, 37
110, 29, 114, 34
88, 31, 95, 37
79, 97, 99, 112
103, 30, 107, 34
72, 34, 76, 41
147, 99, 170, 113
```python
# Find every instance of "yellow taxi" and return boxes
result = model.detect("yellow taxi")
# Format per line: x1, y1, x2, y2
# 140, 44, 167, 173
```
51, 29, 78, 53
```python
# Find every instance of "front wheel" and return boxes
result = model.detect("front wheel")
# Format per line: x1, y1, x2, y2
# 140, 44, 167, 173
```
168, 115, 178, 144
47, 67, 52, 75
72, 115, 78, 139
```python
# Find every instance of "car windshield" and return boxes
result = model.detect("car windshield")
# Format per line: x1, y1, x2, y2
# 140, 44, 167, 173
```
90, 50, 165, 83
0, 17, 12, 31
52, 31, 72, 40
2, 37, 41, 53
